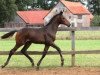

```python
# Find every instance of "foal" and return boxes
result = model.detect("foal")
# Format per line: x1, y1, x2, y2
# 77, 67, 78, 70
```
1, 11, 70, 69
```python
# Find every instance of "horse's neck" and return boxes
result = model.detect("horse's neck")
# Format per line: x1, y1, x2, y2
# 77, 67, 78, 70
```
45, 19, 59, 35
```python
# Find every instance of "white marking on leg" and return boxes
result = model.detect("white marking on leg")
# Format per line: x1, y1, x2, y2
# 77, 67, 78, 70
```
12, 32, 17, 39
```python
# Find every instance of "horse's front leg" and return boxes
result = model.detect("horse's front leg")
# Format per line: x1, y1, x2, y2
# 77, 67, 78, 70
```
37, 45, 50, 70
51, 43, 64, 67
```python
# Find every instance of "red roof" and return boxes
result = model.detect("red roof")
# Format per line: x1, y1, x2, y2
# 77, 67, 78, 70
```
60, 0, 93, 19
17, 10, 49, 25
61, 1, 89, 14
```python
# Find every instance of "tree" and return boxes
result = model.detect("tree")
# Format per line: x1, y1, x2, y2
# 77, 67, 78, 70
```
32, 0, 58, 10
88, 0, 100, 15
66, 0, 100, 15
16, 0, 59, 10
91, 15, 100, 26
0, 0, 17, 27
15, 0, 24, 10
15, 0, 33, 10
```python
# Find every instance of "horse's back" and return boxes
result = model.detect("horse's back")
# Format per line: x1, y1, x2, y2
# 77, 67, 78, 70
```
15, 27, 45, 45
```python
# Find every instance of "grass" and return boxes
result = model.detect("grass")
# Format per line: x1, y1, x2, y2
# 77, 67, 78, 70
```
1, 31, 100, 40
56, 31, 100, 40
1, 40, 100, 51
0, 40, 100, 68
0, 32, 100, 68
0, 54, 100, 68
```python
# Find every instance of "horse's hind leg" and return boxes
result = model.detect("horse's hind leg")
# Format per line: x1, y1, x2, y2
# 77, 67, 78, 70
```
1, 44, 21, 68
21, 42, 34, 67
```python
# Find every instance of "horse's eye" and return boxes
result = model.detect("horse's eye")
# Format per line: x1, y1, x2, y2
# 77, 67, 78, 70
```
63, 18, 65, 19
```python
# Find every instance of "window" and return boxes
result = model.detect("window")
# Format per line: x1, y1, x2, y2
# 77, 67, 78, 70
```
71, 23, 75, 27
69, 16, 71, 19
77, 23, 82, 27
69, 16, 74, 20
78, 15, 82, 19
74, 0, 79, 2
82, 0, 87, 1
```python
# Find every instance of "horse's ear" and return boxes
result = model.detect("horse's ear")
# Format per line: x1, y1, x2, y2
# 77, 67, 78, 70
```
59, 11, 63, 15
56, 9, 58, 12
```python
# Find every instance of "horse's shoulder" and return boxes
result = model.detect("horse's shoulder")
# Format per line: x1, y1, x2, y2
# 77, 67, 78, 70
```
44, 32, 55, 42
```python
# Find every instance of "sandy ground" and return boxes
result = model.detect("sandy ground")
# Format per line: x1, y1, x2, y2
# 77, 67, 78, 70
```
0, 67, 100, 75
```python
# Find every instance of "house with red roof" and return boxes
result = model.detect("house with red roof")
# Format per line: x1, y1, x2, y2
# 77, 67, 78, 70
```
44, 0, 93, 27
17, 10, 49, 27
4, 0, 93, 28
5, 10, 49, 28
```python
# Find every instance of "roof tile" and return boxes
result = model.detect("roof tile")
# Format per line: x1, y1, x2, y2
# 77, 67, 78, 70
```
17, 10, 49, 25
61, 0, 93, 19
61, 1, 90, 14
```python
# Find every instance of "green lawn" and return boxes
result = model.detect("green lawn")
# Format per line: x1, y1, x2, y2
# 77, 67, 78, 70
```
0, 40, 100, 51
56, 31, 100, 40
0, 39, 100, 68
1, 31, 100, 40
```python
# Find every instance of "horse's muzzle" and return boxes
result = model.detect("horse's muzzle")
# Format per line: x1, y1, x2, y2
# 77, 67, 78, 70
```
67, 24, 71, 27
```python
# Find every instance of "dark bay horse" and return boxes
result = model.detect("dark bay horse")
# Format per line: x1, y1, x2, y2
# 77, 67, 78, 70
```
1, 11, 70, 69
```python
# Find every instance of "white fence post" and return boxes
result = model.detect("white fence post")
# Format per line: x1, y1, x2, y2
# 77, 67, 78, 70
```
71, 27, 75, 66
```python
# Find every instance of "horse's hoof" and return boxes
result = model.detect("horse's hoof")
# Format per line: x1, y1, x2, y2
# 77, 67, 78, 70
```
61, 59, 64, 67
32, 63, 34, 67
1, 65, 5, 68
36, 66, 39, 71
61, 62, 64, 67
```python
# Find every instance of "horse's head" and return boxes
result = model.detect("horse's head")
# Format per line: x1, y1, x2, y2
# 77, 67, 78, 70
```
57, 11, 70, 27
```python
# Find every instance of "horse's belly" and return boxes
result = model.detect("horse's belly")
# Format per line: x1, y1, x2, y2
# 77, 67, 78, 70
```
30, 36, 45, 44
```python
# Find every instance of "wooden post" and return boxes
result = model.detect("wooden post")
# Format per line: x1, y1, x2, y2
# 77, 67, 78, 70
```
71, 29, 75, 66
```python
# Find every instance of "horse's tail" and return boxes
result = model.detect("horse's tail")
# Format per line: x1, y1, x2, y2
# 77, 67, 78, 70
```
1, 30, 17, 39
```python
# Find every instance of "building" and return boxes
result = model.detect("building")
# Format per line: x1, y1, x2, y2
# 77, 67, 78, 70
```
44, 0, 93, 27
17, 10, 49, 27
5, 0, 93, 28
5, 10, 49, 28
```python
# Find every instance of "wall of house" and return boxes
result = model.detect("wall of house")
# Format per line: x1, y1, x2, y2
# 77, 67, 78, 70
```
64, 6, 90, 27
66, 14, 90, 27
13, 15, 25, 23
4, 15, 26, 28
4, 22, 26, 28
82, 15, 90, 27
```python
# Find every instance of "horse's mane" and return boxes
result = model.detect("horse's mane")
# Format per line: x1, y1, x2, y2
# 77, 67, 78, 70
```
44, 13, 60, 27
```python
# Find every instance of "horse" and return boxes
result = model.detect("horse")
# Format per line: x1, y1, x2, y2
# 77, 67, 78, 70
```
1, 11, 70, 70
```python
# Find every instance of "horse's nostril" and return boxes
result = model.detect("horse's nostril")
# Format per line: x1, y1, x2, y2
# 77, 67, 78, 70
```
68, 24, 70, 27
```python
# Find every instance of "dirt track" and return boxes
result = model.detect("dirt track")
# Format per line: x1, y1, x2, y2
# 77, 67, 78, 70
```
0, 67, 100, 75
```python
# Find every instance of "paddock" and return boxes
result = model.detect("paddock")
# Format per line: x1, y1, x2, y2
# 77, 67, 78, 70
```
0, 27, 100, 64
0, 67, 100, 75
0, 27, 100, 75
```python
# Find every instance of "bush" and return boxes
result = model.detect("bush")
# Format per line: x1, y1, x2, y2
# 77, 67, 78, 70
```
91, 15, 100, 26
